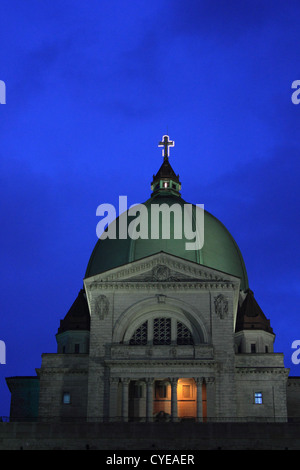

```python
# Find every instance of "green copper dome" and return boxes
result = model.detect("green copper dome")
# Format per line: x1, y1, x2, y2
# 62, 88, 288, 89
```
85, 191, 248, 290
85, 139, 249, 291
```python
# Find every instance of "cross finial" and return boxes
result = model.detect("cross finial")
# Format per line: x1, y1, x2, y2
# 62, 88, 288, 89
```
158, 135, 174, 160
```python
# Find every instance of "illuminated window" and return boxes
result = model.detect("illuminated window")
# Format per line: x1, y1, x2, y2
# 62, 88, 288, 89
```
254, 392, 263, 404
63, 392, 71, 404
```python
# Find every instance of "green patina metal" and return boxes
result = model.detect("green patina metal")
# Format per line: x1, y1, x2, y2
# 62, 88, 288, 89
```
85, 137, 248, 290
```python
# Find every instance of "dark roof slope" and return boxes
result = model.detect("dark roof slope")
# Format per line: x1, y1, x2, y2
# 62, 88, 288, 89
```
57, 289, 90, 334
235, 289, 274, 334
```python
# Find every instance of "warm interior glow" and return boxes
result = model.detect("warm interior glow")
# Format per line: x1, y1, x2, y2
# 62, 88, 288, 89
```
177, 378, 196, 419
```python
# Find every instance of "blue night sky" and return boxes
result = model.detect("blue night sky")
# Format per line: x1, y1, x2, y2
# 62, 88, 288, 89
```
1, 0, 300, 417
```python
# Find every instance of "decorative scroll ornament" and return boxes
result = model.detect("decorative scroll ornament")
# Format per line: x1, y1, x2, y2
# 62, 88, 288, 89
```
214, 294, 229, 319
95, 294, 109, 320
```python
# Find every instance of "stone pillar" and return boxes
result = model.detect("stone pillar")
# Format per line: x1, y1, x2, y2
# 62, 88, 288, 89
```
109, 377, 119, 422
121, 378, 130, 422
195, 377, 203, 422
205, 377, 215, 422
146, 378, 154, 422
170, 378, 178, 422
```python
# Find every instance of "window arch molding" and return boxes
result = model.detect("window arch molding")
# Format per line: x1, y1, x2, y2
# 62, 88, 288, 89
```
112, 297, 208, 345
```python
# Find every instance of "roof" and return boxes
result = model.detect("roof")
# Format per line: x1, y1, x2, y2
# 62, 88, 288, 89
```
235, 289, 274, 334
85, 158, 249, 291
151, 158, 181, 185
57, 289, 90, 334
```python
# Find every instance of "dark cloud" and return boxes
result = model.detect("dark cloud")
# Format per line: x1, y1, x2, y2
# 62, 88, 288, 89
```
199, 144, 300, 286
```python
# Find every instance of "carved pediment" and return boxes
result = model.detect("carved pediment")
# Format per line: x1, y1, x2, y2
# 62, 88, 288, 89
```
84, 252, 240, 288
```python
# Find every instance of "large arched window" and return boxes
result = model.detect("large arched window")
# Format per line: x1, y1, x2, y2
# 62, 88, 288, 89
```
129, 321, 148, 345
177, 321, 193, 345
128, 317, 194, 346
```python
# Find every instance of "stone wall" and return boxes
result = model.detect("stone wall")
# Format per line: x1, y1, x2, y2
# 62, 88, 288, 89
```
1, 421, 300, 450
287, 377, 300, 419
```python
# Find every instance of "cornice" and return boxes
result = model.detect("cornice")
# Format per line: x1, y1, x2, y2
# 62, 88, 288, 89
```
84, 254, 239, 290
87, 281, 237, 291
104, 359, 216, 368
235, 367, 289, 376
287, 378, 300, 387
36, 367, 88, 376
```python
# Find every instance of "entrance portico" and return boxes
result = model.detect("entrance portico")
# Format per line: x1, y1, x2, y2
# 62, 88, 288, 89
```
109, 376, 215, 422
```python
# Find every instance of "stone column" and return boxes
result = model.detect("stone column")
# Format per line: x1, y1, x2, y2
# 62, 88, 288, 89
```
121, 378, 130, 422
195, 377, 203, 422
170, 378, 178, 422
109, 377, 119, 422
146, 377, 154, 422
205, 377, 215, 422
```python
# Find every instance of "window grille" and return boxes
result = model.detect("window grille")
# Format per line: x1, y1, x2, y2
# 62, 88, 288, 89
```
129, 321, 148, 345
177, 321, 193, 345
153, 318, 171, 345
129, 318, 194, 346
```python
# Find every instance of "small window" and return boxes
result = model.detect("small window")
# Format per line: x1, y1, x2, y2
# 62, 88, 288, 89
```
254, 392, 263, 404
74, 344, 80, 353
251, 343, 256, 353
63, 392, 71, 404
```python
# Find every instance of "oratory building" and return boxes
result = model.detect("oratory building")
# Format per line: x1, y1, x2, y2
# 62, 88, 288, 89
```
7, 136, 291, 423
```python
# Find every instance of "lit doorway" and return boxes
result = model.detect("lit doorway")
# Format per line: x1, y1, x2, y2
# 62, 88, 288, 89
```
177, 378, 197, 419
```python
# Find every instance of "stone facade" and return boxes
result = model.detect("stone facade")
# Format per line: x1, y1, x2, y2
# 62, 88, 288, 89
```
5, 141, 296, 426
33, 252, 290, 423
